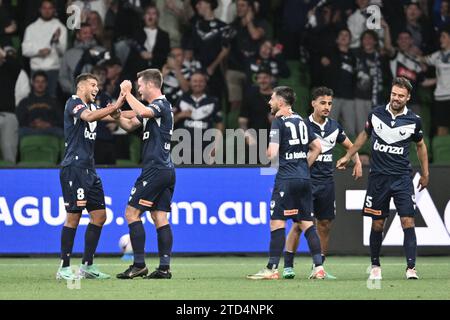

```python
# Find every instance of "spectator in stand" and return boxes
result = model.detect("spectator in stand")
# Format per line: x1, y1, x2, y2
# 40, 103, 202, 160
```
16, 71, 63, 139
87, 10, 108, 49
0, 0, 17, 47
126, 4, 170, 76
162, 47, 202, 105
320, 28, 357, 137
226, 0, 268, 111
238, 67, 273, 138
305, 3, 346, 88
347, 0, 384, 49
382, 20, 431, 116
0, 46, 22, 163
421, 26, 450, 136
433, 0, 450, 32
189, 0, 231, 106
58, 22, 106, 99
402, 1, 436, 54
21, 0, 67, 97
174, 71, 224, 164
156, 0, 194, 48
245, 39, 290, 86
354, 30, 385, 134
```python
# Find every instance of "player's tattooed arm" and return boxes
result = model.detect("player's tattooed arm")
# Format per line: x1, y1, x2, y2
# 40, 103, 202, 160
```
336, 130, 368, 170
416, 138, 429, 191
120, 80, 155, 119
341, 137, 363, 180
307, 138, 322, 167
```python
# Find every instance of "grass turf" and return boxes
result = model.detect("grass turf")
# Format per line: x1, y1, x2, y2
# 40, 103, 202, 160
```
0, 256, 449, 300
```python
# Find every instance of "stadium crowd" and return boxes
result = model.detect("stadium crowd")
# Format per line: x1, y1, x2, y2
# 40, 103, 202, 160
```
0, 0, 449, 165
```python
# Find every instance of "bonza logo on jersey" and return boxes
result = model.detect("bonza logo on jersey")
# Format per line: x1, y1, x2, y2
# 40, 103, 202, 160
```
84, 121, 97, 140
373, 139, 404, 155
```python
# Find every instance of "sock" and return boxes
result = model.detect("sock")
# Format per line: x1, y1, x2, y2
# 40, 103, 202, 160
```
267, 228, 285, 270
129, 221, 146, 268
370, 229, 383, 267
304, 226, 322, 267
157, 224, 173, 271
61, 226, 77, 268
321, 254, 326, 264
82, 223, 102, 266
284, 251, 295, 268
403, 227, 417, 269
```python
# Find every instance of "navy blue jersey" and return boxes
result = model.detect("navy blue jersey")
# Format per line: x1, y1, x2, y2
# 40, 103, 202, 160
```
270, 113, 316, 180
365, 105, 423, 175
174, 93, 222, 131
307, 115, 347, 183
138, 96, 174, 170
61, 96, 99, 168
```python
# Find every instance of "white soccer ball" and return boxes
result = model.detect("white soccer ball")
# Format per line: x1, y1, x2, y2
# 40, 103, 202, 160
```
118, 234, 133, 254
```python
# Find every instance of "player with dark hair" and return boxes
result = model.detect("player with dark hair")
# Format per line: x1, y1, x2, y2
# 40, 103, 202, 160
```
337, 77, 429, 280
282, 87, 362, 280
247, 86, 326, 280
115, 68, 175, 279
57, 73, 124, 280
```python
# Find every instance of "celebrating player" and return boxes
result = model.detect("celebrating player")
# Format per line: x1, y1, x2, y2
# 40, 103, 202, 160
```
247, 86, 326, 280
336, 77, 429, 280
115, 69, 175, 279
282, 87, 362, 280
57, 73, 124, 280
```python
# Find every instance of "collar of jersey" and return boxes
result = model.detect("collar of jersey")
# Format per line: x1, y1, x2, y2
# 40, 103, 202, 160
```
308, 114, 328, 130
153, 95, 166, 101
385, 103, 408, 119
190, 94, 207, 103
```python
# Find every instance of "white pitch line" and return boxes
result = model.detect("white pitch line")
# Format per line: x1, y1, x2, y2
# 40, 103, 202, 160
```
0, 263, 448, 267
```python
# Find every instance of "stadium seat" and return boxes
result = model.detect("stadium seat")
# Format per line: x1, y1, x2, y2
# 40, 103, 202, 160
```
19, 135, 61, 165
432, 135, 450, 165
116, 134, 141, 166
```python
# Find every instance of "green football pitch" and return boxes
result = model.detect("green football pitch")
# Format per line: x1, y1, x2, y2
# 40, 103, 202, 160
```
0, 256, 449, 300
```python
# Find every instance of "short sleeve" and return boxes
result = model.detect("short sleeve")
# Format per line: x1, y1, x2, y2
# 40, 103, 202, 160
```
412, 116, 424, 142
269, 118, 281, 144
364, 112, 374, 136
148, 102, 163, 118
337, 122, 347, 143
68, 98, 87, 119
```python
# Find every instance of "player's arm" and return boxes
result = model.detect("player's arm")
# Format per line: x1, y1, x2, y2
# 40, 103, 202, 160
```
266, 142, 279, 160
115, 115, 142, 132
341, 137, 363, 180
120, 80, 155, 119
336, 130, 368, 169
79, 93, 125, 123
416, 138, 429, 191
307, 138, 322, 167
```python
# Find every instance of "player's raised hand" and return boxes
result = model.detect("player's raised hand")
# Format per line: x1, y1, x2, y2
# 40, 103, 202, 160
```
352, 161, 363, 180
120, 80, 132, 93
417, 174, 429, 192
336, 155, 350, 170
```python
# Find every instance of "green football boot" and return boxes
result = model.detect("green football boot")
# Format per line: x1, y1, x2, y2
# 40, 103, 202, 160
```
56, 266, 76, 280
79, 264, 111, 279
282, 267, 296, 279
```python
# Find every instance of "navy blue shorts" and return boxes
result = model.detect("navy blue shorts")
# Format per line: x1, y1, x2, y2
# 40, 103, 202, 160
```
363, 173, 415, 219
270, 178, 314, 221
60, 166, 105, 213
128, 168, 176, 212
312, 181, 335, 221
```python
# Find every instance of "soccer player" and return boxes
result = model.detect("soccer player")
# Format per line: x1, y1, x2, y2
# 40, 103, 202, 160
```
336, 77, 429, 280
115, 69, 175, 279
247, 86, 326, 280
57, 73, 124, 280
282, 87, 363, 280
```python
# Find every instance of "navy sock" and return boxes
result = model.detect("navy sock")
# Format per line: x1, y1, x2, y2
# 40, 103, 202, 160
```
321, 254, 326, 264
305, 226, 322, 266
82, 223, 102, 266
267, 228, 285, 270
284, 251, 295, 268
61, 226, 77, 268
370, 229, 383, 267
157, 224, 173, 271
403, 227, 417, 269
129, 221, 146, 268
